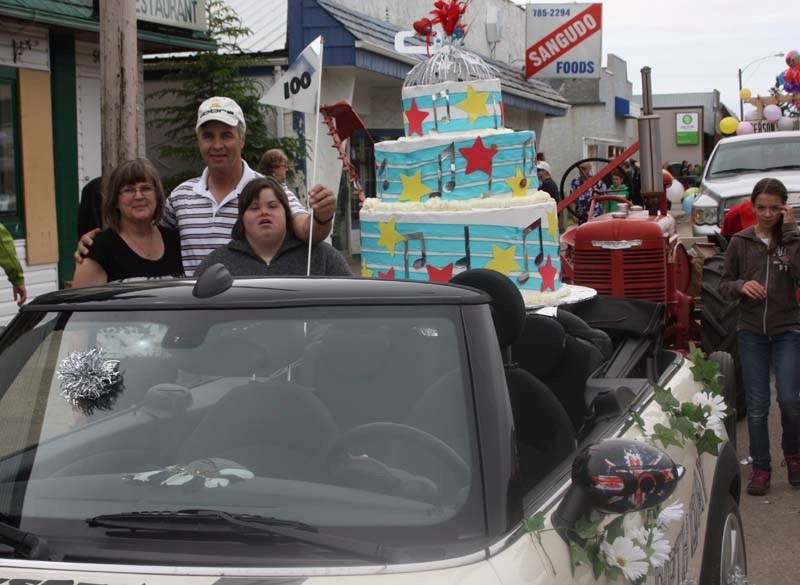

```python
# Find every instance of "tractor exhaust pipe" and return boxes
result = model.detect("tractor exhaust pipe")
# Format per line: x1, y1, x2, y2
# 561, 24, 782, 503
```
638, 67, 665, 216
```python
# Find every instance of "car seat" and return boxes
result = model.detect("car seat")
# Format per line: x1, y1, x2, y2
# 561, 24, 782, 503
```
512, 310, 611, 433
450, 269, 576, 489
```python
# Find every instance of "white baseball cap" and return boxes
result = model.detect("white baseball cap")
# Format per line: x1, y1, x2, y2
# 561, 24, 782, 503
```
537, 161, 551, 173
196, 96, 246, 132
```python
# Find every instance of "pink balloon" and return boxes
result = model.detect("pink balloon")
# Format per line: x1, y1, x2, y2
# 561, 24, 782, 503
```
737, 121, 754, 135
764, 104, 782, 122
744, 108, 759, 121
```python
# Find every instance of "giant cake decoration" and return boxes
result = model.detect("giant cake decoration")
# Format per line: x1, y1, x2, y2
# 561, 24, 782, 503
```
359, 1, 568, 304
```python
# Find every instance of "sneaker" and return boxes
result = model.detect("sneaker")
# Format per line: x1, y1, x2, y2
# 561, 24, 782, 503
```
746, 469, 771, 495
784, 453, 800, 487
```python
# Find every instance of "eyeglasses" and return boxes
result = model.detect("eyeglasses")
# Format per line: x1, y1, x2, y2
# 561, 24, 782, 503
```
120, 184, 156, 197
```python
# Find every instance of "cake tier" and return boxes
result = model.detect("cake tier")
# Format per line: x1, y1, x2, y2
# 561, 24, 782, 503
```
374, 129, 538, 203
402, 79, 503, 137
359, 194, 563, 295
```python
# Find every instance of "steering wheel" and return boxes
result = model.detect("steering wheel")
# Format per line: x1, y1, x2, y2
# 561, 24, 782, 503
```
319, 422, 471, 485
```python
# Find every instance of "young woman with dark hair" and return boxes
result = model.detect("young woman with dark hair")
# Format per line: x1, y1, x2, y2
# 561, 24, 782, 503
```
194, 177, 351, 278
721, 177, 800, 495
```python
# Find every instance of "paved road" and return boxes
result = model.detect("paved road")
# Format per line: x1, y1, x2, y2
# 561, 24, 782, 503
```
674, 210, 799, 584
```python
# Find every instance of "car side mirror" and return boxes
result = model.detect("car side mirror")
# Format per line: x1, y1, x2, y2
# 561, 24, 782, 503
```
552, 439, 685, 540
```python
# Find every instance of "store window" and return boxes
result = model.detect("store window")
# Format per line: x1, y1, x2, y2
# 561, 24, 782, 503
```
0, 66, 23, 238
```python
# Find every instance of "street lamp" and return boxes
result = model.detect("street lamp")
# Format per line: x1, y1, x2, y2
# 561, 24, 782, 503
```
738, 52, 784, 119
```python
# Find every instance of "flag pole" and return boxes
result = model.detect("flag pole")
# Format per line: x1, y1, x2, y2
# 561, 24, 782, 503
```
307, 37, 325, 276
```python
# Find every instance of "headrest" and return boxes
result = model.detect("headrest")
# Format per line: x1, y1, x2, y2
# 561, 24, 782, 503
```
555, 309, 614, 360
513, 314, 566, 377
450, 269, 525, 348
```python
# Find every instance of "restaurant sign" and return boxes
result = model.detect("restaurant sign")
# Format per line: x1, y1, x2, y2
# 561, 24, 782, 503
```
136, 0, 207, 32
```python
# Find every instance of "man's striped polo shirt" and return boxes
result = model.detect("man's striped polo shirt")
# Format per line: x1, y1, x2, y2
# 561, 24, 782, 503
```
164, 161, 306, 275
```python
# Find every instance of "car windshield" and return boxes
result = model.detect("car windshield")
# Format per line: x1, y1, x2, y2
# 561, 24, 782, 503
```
706, 136, 800, 178
0, 305, 482, 566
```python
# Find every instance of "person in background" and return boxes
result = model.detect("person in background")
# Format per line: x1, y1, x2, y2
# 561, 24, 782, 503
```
536, 161, 560, 201
77, 176, 103, 236
77, 96, 337, 276
194, 176, 351, 278
721, 200, 756, 239
259, 148, 298, 201
628, 158, 642, 205
72, 158, 183, 286
569, 162, 607, 224
720, 177, 800, 495
606, 168, 630, 212
0, 223, 26, 305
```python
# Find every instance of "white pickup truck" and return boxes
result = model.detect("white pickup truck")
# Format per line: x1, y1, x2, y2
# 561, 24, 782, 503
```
692, 130, 800, 236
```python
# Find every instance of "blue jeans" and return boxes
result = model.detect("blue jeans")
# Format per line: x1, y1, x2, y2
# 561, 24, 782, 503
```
738, 330, 800, 472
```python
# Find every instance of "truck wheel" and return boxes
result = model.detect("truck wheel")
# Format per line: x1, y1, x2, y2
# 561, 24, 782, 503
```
701, 495, 747, 585
700, 254, 745, 419
708, 351, 737, 450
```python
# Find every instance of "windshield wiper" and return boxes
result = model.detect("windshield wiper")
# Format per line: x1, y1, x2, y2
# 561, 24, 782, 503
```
710, 167, 762, 175
762, 164, 800, 171
0, 519, 50, 560
87, 509, 403, 563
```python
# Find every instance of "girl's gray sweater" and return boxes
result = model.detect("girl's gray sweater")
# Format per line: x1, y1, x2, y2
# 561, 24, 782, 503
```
193, 235, 353, 278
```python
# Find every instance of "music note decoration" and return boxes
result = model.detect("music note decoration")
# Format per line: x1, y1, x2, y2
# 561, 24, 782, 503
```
518, 219, 545, 285
402, 232, 427, 279
378, 158, 389, 195
431, 89, 451, 132
431, 142, 456, 198
455, 225, 472, 270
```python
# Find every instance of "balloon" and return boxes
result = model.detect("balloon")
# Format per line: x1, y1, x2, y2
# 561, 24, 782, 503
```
786, 50, 800, 68
719, 116, 738, 134
737, 121, 754, 135
744, 108, 759, 121
764, 104, 782, 122
778, 72, 786, 86
682, 193, 695, 215
739, 87, 752, 100
666, 180, 685, 205
684, 187, 700, 198
778, 116, 796, 131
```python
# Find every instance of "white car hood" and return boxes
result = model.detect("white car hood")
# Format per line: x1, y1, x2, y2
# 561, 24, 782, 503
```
704, 169, 800, 200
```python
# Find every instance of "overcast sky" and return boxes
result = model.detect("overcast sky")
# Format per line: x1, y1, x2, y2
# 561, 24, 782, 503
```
511, 0, 795, 116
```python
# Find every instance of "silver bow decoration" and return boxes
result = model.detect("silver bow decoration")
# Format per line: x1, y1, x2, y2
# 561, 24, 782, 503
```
56, 347, 123, 412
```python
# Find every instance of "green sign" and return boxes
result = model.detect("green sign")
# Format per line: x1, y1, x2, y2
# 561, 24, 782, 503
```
136, 0, 206, 32
676, 112, 699, 145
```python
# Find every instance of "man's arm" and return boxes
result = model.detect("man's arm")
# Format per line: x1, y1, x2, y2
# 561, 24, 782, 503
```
0, 224, 24, 287
292, 184, 336, 244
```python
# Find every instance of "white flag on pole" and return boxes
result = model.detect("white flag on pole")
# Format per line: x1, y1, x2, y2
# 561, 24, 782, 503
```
260, 36, 323, 114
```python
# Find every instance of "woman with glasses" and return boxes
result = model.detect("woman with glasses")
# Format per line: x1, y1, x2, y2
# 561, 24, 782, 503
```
72, 158, 183, 287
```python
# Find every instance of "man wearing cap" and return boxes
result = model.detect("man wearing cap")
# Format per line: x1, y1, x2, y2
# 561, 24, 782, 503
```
536, 161, 560, 201
165, 96, 335, 274
77, 96, 336, 276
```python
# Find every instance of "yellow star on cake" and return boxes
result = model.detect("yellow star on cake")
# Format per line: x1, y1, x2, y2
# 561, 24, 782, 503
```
398, 170, 431, 202
376, 217, 404, 257
361, 257, 374, 278
485, 244, 520, 276
547, 210, 559, 241
455, 85, 490, 123
504, 167, 528, 197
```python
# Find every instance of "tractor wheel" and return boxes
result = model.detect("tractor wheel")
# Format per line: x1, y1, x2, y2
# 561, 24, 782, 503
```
700, 253, 745, 419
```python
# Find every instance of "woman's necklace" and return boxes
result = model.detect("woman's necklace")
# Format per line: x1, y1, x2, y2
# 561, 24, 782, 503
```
122, 225, 162, 260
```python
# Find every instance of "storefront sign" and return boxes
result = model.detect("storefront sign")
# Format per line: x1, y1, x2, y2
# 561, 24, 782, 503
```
676, 112, 699, 145
525, 3, 602, 79
136, 0, 206, 32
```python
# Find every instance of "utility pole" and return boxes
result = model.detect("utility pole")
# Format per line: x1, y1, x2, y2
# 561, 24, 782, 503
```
100, 0, 138, 175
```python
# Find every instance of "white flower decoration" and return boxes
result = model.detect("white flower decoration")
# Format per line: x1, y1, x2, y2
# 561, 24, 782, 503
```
657, 501, 684, 527
622, 513, 648, 544
692, 391, 727, 421
600, 536, 649, 581
647, 527, 672, 568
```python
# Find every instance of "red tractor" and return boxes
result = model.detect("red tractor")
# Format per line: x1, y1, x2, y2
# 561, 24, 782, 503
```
557, 149, 698, 350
